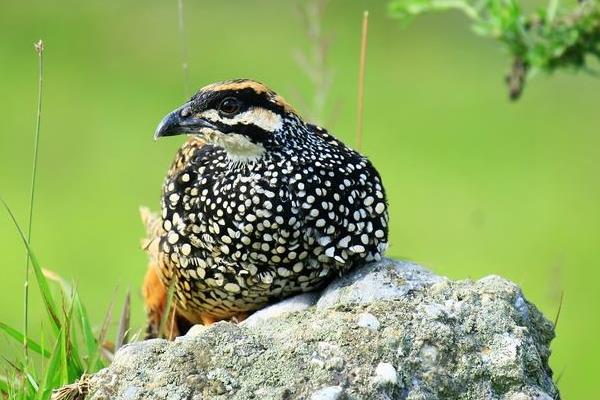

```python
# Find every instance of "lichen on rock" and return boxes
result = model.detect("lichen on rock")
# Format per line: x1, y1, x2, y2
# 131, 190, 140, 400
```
82, 259, 559, 400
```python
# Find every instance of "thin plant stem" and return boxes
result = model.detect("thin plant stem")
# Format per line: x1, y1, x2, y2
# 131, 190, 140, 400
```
178, 0, 190, 98
547, 0, 560, 22
159, 276, 177, 339
554, 290, 564, 329
293, 0, 333, 125
355, 11, 369, 152
24, 39, 44, 365
169, 303, 177, 340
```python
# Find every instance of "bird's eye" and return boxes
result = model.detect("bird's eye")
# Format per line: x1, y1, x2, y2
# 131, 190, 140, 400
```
218, 97, 240, 116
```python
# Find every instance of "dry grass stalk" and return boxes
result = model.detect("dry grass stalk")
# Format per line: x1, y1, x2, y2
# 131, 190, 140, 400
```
115, 289, 131, 351
50, 375, 89, 400
355, 11, 369, 152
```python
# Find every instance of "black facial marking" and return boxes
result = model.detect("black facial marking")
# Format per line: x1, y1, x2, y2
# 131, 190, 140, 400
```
191, 88, 287, 116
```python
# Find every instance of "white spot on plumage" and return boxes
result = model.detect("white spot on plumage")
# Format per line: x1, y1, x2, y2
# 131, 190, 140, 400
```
169, 193, 180, 204
339, 236, 351, 248
224, 283, 241, 293
349, 245, 366, 253
167, 232, 179, 244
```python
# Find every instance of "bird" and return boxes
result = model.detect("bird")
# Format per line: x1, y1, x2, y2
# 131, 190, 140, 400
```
142, 79, 388, 338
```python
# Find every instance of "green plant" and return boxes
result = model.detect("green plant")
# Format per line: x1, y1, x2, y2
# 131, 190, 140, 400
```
388, 0, 600, 99
0, 41, 128, 400
0, 199, 112, 399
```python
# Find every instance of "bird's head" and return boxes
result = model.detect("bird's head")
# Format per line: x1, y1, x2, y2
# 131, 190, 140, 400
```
155, 79, 299, 161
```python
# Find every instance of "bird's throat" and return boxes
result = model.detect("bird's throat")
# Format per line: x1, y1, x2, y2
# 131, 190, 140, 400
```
203, 131, 266, 163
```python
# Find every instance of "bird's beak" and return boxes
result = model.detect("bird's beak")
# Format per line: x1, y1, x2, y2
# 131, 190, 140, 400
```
154, 103, 217, 140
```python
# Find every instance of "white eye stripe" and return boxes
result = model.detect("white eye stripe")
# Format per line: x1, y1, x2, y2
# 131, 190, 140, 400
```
200, 107, 283, 132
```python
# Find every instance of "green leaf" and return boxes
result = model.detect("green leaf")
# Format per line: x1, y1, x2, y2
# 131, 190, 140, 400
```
43, 271, 96, 371
388, 0, 600, 99
36, 329, 64, 400
0, 197, 61, 334
25, 370, 39, 393
159, 277, 177, 339
87, 295, 114, 371
60, 316, 69, 386
75, 293, 101, 371
0, 375, 10, 393
0, 322, 50, 358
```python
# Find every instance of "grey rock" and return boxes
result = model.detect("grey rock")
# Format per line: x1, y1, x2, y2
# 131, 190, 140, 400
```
356, 312, 381, 331
316, 259, 443, 309
83, 258, 559, 400
241, 292, 319, 328
373, 362, 398, 386
310, 386, 345, 400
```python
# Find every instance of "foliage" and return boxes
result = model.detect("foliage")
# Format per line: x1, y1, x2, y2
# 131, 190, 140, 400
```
0, 40, 124, 400
0, 199, 112, 400
388, 0, 600, 99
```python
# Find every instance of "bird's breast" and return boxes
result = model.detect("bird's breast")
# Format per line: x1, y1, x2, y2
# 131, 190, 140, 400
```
162, 159, 308, 262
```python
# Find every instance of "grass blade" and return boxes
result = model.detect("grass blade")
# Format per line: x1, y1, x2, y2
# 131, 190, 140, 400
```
87, 295, 114, 371
25, 370, 39, 393
23, 39, 45, 365
42, 269, 99, 370
1, 356, 39, 395
158, 277, 177, 339
37, 329, 64, 400
0, 322, 50, 358
59, 313, 68, 386
554, 290, 564, 329
74, 296, 99, 371
40, 321, 46, 378
0, 375, 9, 393
43, 270, 100, 376
115, 289, 131, 351
62, 292, 84, 382
1, 197, 61, 333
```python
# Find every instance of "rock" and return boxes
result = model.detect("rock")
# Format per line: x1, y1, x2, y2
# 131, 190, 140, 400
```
373, 362, 398, 386
316, 259, 443, 309
309, 386, 345, 400
241, 292, 319, 328
82, 259, 559, 400
356, 312, 380, 331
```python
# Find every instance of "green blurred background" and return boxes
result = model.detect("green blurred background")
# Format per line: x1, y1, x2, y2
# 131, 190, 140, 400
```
1, 0, 598, 397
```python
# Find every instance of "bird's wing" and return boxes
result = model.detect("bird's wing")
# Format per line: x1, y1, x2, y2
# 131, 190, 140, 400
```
141, 137, 207, 338
299, 124, 389, 269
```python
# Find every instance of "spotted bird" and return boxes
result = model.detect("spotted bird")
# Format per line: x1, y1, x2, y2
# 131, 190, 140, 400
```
142, 79, 389, 337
